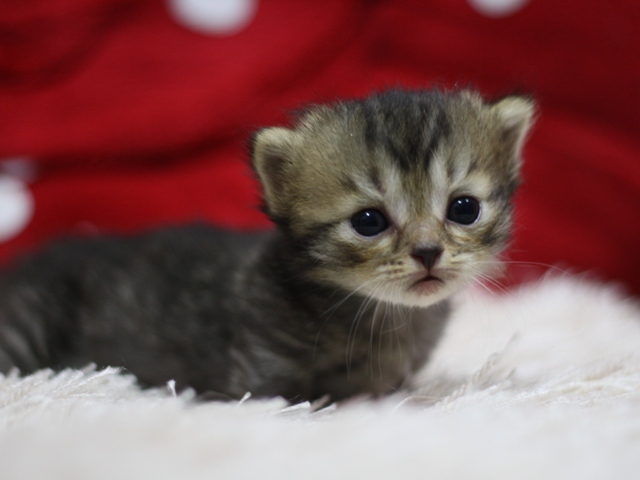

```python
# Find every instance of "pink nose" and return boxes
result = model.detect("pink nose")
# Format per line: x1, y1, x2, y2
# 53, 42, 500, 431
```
412, 247, 443, 270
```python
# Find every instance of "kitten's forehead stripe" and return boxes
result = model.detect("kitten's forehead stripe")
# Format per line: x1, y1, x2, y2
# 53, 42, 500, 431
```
423, 110, 451, 171
338, 175, 359, 193
368, 166, 384, 194
354, 90, 451, 175
423, 154, 448, 219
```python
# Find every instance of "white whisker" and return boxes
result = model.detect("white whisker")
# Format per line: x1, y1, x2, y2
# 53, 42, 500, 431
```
346, 282, 382, 376
476, 259, 578, 278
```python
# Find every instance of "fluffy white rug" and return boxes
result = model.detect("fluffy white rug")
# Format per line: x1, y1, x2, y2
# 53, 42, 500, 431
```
1, 275, 640, 479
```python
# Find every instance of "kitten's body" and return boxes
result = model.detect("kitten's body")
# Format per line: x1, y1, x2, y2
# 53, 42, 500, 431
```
0, 89, 534, 400
0, 226, 446, 400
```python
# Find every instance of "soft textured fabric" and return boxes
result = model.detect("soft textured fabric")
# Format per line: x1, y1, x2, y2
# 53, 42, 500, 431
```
0, 0, 639, 295
1, 276, 639, 478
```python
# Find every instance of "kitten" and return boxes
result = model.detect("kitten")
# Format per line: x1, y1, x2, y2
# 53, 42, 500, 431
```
0, 89, 534, 401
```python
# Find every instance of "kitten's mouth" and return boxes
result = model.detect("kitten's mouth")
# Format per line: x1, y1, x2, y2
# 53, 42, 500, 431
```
411, 275, 444, 295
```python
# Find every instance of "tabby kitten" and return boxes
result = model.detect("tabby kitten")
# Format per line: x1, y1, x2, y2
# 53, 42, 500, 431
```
0, 89, 534, 401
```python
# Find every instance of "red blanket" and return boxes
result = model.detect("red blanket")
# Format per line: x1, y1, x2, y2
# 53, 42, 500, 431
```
1, 0, 639, 294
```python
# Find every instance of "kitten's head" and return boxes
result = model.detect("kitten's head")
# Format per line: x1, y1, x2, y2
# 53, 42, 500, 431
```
252, 89, 535, 307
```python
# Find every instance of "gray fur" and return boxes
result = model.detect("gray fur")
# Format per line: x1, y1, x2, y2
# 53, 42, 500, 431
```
0, 89, 534, 401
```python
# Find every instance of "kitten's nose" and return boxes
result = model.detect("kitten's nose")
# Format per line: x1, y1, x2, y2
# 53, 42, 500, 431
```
412, 246, 443, 270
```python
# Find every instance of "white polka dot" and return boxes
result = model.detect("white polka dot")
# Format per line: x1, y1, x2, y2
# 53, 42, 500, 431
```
167, 0, 258, 36
467, 0, 529, 17
0, 176, 34, 242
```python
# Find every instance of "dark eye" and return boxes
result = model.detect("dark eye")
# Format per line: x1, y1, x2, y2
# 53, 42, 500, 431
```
447, 197, 480, 225
350, 209, 389, 237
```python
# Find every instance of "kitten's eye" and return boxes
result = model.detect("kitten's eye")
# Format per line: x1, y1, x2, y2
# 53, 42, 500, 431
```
447, 197, 480, 225
350, 209, 389, 237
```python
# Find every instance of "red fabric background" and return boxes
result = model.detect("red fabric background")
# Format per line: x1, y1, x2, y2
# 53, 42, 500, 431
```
0, 0, 639, 294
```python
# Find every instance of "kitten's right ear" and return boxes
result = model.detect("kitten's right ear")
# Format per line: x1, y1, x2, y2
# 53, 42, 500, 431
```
491, 95, 536, 159
251, 127, 296, 216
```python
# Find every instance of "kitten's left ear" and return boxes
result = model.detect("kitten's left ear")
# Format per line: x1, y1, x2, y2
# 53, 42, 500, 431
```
491, 95, 536, 159
251, 127, 297, 218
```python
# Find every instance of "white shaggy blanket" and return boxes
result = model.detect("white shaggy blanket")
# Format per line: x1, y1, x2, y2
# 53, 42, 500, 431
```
1, 276, 640, 479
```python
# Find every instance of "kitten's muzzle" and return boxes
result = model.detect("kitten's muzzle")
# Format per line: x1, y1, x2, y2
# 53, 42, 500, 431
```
411, 246, 443, 271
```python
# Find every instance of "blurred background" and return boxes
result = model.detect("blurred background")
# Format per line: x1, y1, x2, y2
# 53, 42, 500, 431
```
0, 0, 638, 295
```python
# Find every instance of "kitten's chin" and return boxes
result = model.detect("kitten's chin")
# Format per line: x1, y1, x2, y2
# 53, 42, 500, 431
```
411, 276, 445, 296
402, 285, 452, 307
397, 273, 466, 308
